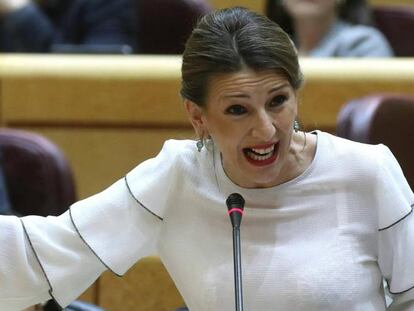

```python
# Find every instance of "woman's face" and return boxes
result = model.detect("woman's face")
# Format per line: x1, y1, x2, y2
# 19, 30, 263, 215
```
282, 0, 337, 20
186, 69, 300, 188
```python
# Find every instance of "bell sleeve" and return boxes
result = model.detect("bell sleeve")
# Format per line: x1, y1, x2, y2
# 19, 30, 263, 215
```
0, 140, 183, 309
376, 145, 414, 310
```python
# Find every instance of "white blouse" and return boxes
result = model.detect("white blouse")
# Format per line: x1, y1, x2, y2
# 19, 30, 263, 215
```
0, 131, 413, 310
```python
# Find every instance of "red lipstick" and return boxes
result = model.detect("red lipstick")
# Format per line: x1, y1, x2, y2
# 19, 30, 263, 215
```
243, 142, 279, 167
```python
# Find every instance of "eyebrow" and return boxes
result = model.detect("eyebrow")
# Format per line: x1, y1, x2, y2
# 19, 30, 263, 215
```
223, 83, 289, 99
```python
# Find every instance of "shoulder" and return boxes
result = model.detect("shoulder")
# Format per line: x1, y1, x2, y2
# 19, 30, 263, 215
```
160, 139, 201, 165
126, 138, 216, 196
128, 139, 198, 178
316, 132, 392, 181
122, 139, 200, 219
318, 132, 413, 228
373, 144, 414, 229
155, 139, 194, 156
319, 131, 384, 164
334, 21, 394, 57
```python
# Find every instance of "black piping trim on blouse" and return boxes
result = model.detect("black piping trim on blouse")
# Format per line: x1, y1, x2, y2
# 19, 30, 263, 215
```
19, 219, 63, 310
385, 278, 414, 295
378, 204, 414, 231
124, 176, 163, 221
68, 208, 122, 277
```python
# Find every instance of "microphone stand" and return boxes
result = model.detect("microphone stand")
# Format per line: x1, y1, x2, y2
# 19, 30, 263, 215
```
226, 193, 245, 311
233, 223, 243, 311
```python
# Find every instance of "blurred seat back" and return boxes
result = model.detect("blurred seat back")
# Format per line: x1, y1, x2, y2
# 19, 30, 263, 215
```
0, 128, 76, 216
136, 0, 211, 54
336, 94, 414, 190
373, 6, 414, 56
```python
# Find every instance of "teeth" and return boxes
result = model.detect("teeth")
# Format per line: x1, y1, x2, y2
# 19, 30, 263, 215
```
246, 150, 274, 161
251, 145, 275, 155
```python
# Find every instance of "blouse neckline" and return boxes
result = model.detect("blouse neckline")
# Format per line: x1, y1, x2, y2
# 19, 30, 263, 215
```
213, 131, 323, 208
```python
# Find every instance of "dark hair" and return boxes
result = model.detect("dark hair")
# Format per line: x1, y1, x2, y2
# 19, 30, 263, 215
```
265, 0, 373, 38
180, 7, 303, 107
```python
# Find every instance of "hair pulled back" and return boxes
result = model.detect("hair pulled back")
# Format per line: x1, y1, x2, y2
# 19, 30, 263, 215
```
181, 7, 303, 107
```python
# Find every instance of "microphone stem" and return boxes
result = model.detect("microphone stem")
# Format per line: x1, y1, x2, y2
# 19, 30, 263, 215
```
233, 227, 244, 311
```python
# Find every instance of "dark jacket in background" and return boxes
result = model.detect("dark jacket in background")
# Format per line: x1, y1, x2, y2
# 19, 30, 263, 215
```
0, 0, 137, 52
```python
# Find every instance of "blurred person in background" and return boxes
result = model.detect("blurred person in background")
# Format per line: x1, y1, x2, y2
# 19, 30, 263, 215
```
0, 0, 137, 53
266, 0, 393, 57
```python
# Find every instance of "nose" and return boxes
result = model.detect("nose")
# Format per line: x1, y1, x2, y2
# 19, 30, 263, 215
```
251, 111, 276, 141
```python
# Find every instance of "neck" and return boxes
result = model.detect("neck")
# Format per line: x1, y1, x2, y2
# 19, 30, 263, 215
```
293, 14, 337, 55
282, 130, 316, 182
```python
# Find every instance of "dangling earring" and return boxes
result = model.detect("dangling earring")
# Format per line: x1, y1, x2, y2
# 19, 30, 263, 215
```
196, 138, 204, 152
293, 120, 300, 133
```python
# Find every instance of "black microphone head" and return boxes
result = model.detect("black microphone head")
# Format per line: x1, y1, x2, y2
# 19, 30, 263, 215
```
226, 193, 245, 211
226, 193, 245, 228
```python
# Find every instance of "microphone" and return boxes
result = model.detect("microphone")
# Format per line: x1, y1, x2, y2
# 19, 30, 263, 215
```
226, 193, 245, 311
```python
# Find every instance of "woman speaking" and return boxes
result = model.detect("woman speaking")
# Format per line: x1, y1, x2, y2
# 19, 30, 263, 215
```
0, 6, 413, 311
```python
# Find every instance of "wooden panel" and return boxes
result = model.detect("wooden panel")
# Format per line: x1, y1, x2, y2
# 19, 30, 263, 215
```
0, 55, 186, 125
99, 257, 185, 311
2, 78, 186, 124
210, 0, 265, 13
2, 56, 414, 131
298, 58, 414, 130
78, 284, 97, 304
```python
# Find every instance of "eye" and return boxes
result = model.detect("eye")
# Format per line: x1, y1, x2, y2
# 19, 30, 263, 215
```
225, 104, 247, 115
269, 95, 288, 107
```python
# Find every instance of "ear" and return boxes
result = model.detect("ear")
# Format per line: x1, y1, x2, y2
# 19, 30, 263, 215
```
184, 99, 208, 137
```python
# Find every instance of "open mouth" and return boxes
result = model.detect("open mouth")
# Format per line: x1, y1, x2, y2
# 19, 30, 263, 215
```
243, 142, 279, 167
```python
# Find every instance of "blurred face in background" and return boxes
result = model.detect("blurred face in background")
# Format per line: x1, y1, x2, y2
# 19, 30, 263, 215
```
282, 0, 338, 20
